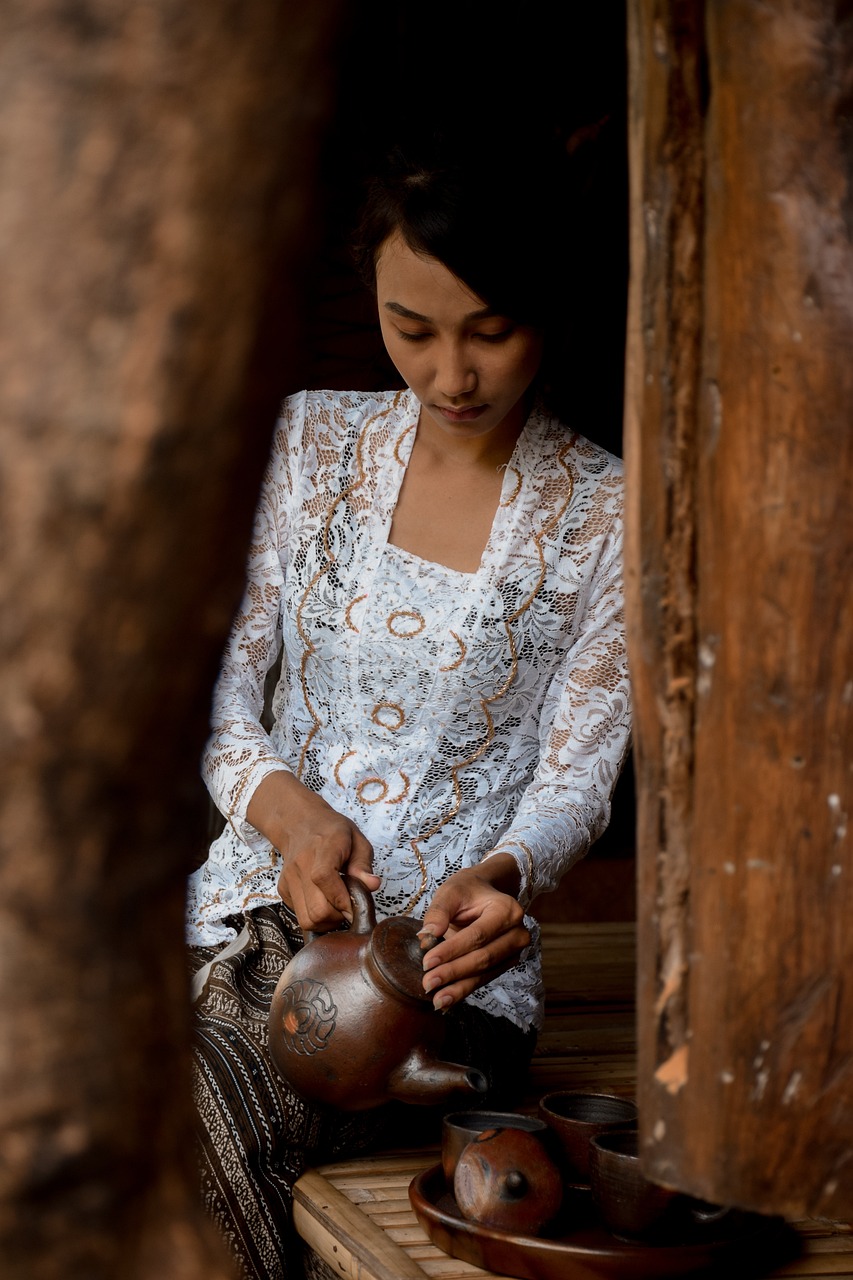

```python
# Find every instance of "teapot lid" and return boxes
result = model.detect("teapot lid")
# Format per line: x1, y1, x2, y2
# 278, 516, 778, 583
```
370, 916, 434, 1003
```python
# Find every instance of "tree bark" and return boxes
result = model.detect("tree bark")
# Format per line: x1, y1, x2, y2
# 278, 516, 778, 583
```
0, 2, 343, 1275
626, 0, 853, 1219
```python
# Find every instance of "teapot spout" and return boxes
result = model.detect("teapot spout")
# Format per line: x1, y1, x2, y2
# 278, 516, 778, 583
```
387, 1047, 489, 1106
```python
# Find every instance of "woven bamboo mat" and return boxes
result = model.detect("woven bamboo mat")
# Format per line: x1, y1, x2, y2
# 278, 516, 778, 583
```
294, 922, 853, 1279
294, 1150, 853, 1280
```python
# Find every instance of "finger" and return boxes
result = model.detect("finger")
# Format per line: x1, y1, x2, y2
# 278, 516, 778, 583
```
418, 888, 461, 943
422, 906, 528, 971
424, 935, 529, 1009
422, 924, 531, 998
344, 831, 381, 890
312, 863, 359, 922
288, 854, 351, 932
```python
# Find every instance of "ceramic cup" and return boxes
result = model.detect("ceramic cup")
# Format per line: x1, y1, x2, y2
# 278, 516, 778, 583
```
441, 1110, 551, 1186
590, 1128, 731, 1242
538, 1090, 638, 1182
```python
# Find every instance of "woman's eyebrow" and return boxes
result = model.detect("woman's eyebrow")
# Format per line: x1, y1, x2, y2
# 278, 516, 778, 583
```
384, 301, 500, 323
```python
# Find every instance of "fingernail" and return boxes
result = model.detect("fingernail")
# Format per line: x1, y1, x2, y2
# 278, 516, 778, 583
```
433, 992, 453, 1011
341, 910, 353, 924
423, 974, 441, 993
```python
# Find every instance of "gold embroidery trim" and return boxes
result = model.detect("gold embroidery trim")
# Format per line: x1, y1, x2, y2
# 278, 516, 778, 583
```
357, 776, 389, 804
439, 631, 466, 672
345, 593, 367, 633
388, 609, 425, 638
372, 701, 405, 731
499, 465, 523, 507
402, 838, 429, 915
333, 750, 356, 788
393, 420, 417, 465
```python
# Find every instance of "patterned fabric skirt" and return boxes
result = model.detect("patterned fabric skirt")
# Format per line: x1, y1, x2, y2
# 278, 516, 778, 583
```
190, 903, 536, 1280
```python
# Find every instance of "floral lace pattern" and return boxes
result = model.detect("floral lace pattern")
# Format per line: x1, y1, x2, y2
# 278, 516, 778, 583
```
187, 388, 631, 1031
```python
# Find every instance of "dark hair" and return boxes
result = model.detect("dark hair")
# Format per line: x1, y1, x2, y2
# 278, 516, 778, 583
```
352, 124, 573, 351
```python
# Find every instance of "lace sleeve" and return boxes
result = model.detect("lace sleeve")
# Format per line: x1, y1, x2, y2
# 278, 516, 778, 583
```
483, 509, 631, 908
200, 395, 303, 844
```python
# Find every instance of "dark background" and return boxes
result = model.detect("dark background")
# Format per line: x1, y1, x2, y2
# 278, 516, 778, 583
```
299, 2, 630, 460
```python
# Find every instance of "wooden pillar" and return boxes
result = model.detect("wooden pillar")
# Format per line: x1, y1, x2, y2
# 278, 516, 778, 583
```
626, 0, 853, 1219
0, 2, 342, 1275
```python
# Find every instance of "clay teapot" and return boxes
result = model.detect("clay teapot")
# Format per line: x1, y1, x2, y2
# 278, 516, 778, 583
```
267, 877, 488, 1111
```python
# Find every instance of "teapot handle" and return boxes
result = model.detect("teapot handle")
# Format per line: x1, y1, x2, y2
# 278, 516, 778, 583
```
343, 874, 376, 934
305, 874, 376, 942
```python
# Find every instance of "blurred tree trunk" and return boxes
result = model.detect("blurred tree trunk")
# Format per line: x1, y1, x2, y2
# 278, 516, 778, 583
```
0, 2, 342, 1275
626, 0, 853, 1220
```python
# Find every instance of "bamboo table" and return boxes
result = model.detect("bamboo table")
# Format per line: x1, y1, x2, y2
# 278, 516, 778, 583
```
293, 923, 853, 1279
294, 1150, 853, 1280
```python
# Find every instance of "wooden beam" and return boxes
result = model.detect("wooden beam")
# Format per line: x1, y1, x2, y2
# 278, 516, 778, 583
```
626, 0, 853, 1219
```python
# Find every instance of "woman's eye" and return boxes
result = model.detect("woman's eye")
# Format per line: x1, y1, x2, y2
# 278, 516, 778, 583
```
475, 329, 514, 344
397, 329, 431, 343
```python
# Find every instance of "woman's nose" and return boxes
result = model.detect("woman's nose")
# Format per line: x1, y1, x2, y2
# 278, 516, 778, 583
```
435, 344, 477, 399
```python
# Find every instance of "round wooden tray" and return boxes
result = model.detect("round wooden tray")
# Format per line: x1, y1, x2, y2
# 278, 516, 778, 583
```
409, 1164, 799, 1280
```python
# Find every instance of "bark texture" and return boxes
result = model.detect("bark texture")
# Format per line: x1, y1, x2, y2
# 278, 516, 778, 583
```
0, 2, 342, 1275
626, 0, 853, 1219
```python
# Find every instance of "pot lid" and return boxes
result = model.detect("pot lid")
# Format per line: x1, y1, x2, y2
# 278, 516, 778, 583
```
370, 916, 434, 1003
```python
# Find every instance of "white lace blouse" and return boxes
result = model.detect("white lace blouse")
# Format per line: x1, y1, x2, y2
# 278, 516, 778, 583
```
187, 387, 631, 1032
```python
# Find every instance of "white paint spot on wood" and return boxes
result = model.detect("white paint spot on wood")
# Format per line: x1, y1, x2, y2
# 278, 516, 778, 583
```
752, 1068, 770, 1101
746, 859, 774, 871
653, 1120, 666, 1141
782, 1071, 802, 1105
723, 862, 736, 875
832, 865, 843, 877
697, 635, 719, 697
720, 1070, 735, 1084
828, 794, 848, 841
653, 21, 668, 60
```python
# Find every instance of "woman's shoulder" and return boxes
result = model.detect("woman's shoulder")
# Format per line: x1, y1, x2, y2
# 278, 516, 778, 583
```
277, 387, 414, 439
527, 407, 624, 483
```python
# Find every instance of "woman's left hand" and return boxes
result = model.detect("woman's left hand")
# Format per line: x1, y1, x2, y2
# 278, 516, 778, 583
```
416, 854, 531, 1011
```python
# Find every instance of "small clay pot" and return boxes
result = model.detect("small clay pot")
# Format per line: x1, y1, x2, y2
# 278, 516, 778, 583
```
453, 1126, 563, 1236
538, 1089, 638, 1181
442, 1110, 550, 1185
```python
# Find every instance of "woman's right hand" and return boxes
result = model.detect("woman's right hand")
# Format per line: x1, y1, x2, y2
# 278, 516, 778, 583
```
246, 770, 379, 933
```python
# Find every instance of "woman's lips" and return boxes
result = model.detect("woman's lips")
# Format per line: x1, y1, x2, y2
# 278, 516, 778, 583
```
434, 404, 486, 422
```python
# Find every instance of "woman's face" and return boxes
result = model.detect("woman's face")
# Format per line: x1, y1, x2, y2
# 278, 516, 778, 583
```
375, 231, 543, 446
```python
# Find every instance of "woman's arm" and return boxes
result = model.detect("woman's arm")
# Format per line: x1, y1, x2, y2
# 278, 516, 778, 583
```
202, 393, 377, 932
247, 769, 379, 931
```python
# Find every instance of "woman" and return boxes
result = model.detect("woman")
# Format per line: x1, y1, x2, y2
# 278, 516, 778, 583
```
187, 131, 631, 1279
